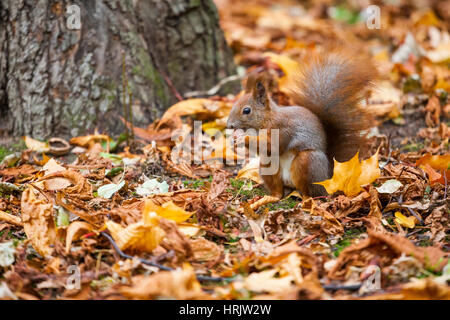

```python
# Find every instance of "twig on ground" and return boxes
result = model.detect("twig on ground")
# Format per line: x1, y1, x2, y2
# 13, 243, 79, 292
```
101, 232, 234, 283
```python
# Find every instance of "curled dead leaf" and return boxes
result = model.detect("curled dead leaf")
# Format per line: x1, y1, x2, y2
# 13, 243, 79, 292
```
21, 186, 57, 257
328, 229, 448, 280
190, 238, 222, 262
119, 266, 210, 300
65, 221, 95, 254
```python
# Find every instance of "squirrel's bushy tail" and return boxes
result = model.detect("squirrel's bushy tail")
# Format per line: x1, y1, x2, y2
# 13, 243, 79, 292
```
288, 50, 377, 162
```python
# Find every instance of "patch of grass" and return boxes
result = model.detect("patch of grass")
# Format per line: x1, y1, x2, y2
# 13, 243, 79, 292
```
183, 179, 206, 189
265, 197, 299, 211
333, 238, 352, 257
417, 238, 433, 247
0, 139, 26, 164
332, 227, 366, 257
401, 142, 425, 152
228, 178, 266, 200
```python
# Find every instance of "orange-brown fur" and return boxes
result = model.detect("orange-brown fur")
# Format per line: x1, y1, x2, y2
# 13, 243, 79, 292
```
290, 151, 311, 196
227, 49, 377, 206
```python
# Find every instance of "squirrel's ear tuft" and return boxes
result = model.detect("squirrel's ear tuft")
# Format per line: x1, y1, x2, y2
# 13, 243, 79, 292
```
245, 73, 268, 106
253, 79, 268, 106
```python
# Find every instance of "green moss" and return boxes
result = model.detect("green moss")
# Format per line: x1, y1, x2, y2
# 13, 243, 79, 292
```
0, 147, 9, 163
265, 197, 298, 211
332, 227, 366, 257
228, 178, 266, 200
401, 142, 425, 152
132, 46, 167, 104
0, 139, 26, 164
183, 179, 206, 189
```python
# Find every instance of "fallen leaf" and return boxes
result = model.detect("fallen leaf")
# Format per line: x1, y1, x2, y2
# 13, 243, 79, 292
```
420, 163, 445, 185
376, 179, 403, 194
236, 158, 263, 184
119, 265, 209, 299
105, 211, 165, 253
328, 229, 448, 279
316, 151, 380, 196
97, 181, 125, 199
394, 211, 416, 229
158, 99, 231, 128
21, 186, 57, 257
190, 238, 222, 262
143, 200, 194, 223
0, 242, 16, 267
65, 221, 95, 254
24, 136, 50, 153
416, 153, 450, 171
243, 269, 294, 293
69, 134, 110, 148
0, 210, 23, 226
41, 158, 71, 190
365, 278, 450, 300
135, 179, 169, 197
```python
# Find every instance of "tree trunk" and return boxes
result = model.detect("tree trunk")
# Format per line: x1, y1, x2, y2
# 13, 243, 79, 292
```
0, 0, 238, 140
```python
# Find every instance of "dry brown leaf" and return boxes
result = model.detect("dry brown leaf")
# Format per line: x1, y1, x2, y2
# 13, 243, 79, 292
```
158, 219, 193, 260
39, 170, 92, 198
65, 221, 95, 254
24, 136, 50, 153
236, 158, 263, 184
425, 95, 441, 127
365, 278, 450, 300
190, 238, 222, 262
69, 134, 110, 148
21, 186, 57, 257
243, 269, 295, 293
147, 189, 205, 208
41, 158, 71, 191
0, 164, 38, 178
119, 266, 210, 300
105, 213, 165, 253
364, 187, 383, 231
0, 210, 23, 226
158, 99, 232, 128
304, 199, 343, 235
328, 229, 448, 279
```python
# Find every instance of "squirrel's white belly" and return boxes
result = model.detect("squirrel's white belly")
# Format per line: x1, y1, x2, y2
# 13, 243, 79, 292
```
279, 151, 296, 188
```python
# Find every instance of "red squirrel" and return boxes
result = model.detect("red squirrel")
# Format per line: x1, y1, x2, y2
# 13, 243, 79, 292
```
227, 50, 377, 210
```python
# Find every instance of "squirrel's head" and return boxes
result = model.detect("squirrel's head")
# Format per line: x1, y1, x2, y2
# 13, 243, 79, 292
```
227, 73, 271, 130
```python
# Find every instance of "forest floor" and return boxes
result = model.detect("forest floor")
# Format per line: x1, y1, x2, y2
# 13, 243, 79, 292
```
0, 0, 449, 300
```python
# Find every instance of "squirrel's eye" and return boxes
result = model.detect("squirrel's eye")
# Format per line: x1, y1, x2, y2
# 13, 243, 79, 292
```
242, 107, 251, 115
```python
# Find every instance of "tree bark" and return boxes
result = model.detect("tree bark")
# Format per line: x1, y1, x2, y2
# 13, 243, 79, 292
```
0, 0, 238, 139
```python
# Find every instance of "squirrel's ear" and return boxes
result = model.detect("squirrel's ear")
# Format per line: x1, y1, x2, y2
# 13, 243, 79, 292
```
252, 79, 268, 107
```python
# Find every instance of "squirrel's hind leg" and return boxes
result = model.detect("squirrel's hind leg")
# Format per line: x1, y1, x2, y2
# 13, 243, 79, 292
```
291, 150, 329, 197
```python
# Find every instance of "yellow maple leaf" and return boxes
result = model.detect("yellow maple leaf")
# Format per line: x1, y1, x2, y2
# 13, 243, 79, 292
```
24, 136, 50, 153
105, 207, 165, 253
315, 151, 380, 197
143, 200, 193, 223
394, 211, 416, 229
